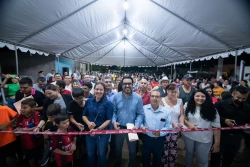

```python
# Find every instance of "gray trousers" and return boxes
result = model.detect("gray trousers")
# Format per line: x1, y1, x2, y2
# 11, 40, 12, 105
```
183, 136, 212, 167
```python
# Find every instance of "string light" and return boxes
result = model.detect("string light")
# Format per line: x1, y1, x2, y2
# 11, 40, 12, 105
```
123, 29, 128, 35
123, 1, 128, 10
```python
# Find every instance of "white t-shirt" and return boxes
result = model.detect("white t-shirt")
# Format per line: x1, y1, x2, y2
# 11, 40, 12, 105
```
161, 98, 182, 123
182, 105, 220, 143
200, 83, 210, 89
65, 84, 72, 92
90, 82, 95, 95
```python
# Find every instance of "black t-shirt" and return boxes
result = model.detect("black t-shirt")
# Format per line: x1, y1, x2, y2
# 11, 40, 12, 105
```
15, 90, 45, 108
215, 98, 250, 134
44, 121, 58, 132
67, 100, 86, 131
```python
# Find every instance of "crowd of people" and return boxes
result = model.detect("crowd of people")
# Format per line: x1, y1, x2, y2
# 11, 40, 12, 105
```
0, 70, 250, 167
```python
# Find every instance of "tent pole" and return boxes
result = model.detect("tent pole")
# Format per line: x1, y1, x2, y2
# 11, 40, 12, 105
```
216, 57, 224, 80
124, 40, 125, 67
235, 50, 238, 80
14, 45, 19, 75
57, 56, 60, 73
0, 64, 7, 105
171, 65, 173, 81
189, 62, 192, 71
173, 64, 176, 79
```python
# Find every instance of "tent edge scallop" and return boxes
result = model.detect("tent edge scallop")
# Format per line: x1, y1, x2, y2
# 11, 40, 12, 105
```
0, 41, 50, 56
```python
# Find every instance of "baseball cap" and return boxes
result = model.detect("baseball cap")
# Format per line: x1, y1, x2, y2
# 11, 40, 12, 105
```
182, 74, 193, 79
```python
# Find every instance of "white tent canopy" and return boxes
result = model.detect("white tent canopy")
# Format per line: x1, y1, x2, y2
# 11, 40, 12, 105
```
0, 0, 250, 66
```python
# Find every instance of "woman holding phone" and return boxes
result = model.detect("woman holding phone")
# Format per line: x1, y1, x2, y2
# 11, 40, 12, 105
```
1, 74, 20, 109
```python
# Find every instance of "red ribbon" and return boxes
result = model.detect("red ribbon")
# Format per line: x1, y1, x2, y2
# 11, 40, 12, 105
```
1, 126, 249, 135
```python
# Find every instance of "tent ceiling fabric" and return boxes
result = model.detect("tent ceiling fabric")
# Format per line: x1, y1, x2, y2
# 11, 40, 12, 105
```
0, 0, 250, 66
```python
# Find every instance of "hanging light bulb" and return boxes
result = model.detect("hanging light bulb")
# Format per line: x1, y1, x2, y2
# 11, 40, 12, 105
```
123, 1, 129, 10
123, 29, 128, 35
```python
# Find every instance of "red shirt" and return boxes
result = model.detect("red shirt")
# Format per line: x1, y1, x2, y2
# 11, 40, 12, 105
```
17, 111, 41, 149
51, 128, 75, 167
61, 90, 71, 95
136, 90, 151, 106
151, 81, 158, 89
212, 97, 218, 104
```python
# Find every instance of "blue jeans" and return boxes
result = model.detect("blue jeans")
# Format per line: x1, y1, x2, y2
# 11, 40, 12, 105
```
86, 134, 110, 167
183, 136, 212, 167
115, 133, 137, 167
142, 134, 165, 167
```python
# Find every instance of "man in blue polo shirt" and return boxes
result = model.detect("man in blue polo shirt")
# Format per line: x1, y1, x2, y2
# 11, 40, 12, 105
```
112, 76, 144, 167
104, 76, 117, 158
104, 76, 116, 102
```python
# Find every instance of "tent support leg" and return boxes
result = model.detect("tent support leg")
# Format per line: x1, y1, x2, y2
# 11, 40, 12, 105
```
15, 45, 19, 75
173, 64, 176, 80
235, 50, 238, 80
171, 65, 173, 81
57, 56, 60, 73
0, 64, 7, 105
216, 57, 223, 80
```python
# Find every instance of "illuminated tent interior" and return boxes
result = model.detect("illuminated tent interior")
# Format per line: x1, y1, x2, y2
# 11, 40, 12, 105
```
0, 0, 250, 67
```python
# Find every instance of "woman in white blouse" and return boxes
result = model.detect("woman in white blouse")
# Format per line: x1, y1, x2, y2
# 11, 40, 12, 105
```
199, 78, 210, 89
183, 89, 220, 167
161, 84, 185, 167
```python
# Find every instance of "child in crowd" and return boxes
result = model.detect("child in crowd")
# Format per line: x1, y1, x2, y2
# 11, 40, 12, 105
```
68, 88, 86, 163
41, 103, 61, 166
220, 91, 232, 100
51, 113, 76, 167
44, 103, 61, 132
16, 98, 43, 167
0, 106, 18, 167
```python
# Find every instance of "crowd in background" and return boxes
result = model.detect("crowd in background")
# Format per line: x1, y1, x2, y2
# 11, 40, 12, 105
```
0, 69, 250, 167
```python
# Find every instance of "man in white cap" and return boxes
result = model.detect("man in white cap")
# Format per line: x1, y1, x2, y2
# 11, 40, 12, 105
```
155, 76, 169, 97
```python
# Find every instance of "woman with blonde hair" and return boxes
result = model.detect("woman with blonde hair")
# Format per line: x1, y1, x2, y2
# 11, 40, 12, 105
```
71, 79, 81, 89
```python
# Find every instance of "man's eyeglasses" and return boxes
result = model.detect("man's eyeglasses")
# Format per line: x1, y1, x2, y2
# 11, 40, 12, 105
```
105, 81, 112, 83
122, 83, 132, 86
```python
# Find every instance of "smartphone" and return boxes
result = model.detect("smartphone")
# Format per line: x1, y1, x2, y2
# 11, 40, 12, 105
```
10, 74, 16, 78
232, 120, 237, 126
